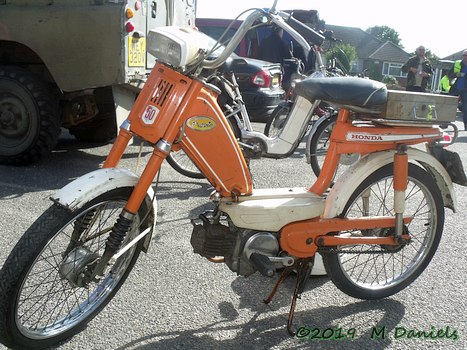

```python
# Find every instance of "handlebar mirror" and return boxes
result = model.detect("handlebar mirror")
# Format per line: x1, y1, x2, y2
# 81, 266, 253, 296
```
323, 30, 334, 39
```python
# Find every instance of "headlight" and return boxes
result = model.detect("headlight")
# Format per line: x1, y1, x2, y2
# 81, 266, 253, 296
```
147, 26, 208, 67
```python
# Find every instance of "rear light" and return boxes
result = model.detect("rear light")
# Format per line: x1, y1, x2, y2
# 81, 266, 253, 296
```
443, 132, 452, 143
251, 70, 271, 88
441, 131, 452, 148
125, 22, 135, 33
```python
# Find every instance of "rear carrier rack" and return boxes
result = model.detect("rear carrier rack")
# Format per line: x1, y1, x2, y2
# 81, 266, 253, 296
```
379, 90, 458, 125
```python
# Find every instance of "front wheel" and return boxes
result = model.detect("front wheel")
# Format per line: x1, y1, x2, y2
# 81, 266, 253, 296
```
309, 114, 337, 178
264, 101, 291, 137
0, 188, 146, 350
165, 116, 240, 179
322, 163, 444, 300
166, 149, 205, 179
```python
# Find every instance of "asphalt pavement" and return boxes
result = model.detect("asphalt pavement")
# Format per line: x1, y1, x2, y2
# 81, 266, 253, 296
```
0, 120, 466, 350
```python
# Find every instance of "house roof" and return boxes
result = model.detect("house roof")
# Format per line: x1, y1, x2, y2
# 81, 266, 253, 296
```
369, 41, 410, 63
324, 25, 381, 56
324, 24, 410, 62
326, 24, 464, 61
442, 49, 467, 61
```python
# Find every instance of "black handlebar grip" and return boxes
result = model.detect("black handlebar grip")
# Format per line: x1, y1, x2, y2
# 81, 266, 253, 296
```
249, 252, 275, 277
285, 14, 325, 46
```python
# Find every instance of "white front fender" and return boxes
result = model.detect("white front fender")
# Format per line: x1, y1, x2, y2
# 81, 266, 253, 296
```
324, 148, 456, 218
51, 168, 154, 210
50, 168, 157, 252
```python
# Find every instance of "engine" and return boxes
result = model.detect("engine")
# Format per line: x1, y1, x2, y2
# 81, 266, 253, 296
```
190, 211, 282, 276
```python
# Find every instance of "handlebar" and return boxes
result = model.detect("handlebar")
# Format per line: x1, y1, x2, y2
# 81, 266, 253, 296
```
323, 30, 342, 42
201, 6, 323, 70
201, 10, 264, 70
278, 12, 325, 46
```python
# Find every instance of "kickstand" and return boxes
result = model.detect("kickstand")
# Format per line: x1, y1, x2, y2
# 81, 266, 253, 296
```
263, 258, 313, 336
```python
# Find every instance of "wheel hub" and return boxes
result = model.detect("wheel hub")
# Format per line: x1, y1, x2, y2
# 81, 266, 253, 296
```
59, 246, 99, 288
0, 109, 15, 126
0, 95, 29, 138
379, 226, 409, 252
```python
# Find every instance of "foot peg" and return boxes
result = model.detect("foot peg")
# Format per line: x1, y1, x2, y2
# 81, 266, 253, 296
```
249, 253, 275, 277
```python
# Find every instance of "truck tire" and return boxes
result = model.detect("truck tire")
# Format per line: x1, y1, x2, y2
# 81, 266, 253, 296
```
0, 66, 60, 165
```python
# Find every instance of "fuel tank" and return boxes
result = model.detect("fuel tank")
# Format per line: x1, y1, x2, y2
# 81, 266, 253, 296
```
129, 63, 252, 197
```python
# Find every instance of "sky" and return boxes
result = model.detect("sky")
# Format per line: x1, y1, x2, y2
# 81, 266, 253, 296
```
195, 0, 467, 58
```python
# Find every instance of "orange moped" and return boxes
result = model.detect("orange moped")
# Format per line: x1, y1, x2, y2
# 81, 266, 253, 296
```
0, 2, 465, 348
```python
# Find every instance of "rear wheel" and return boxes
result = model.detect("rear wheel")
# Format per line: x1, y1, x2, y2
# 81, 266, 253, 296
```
0, 188, 145, 349
322, 164, 444, 299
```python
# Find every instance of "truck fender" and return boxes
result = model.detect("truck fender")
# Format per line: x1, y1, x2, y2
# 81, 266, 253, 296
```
50, 168, 157, 252
323, 148, 456, 218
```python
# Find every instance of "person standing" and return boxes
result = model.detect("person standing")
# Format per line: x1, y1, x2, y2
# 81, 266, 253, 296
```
439, 70, 451, 94
401, 46, 433, 92
448, 49, 467, 130
258, 26, 291, 64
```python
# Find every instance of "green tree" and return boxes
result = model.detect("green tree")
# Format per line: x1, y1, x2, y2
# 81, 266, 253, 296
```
324, 43, 357, 74
366, 25, 402, 47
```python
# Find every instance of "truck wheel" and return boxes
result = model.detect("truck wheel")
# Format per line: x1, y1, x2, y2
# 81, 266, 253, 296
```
0, 66, 60, 165
68, 113, 117, 143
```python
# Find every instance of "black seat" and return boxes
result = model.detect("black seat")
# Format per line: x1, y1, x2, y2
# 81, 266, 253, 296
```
294, 77, 388, 115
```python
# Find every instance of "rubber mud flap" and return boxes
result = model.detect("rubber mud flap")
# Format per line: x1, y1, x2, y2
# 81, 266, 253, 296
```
431, 147, 467, 186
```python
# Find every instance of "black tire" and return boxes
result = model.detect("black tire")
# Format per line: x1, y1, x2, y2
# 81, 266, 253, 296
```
264, 101, 291, 137
309, 114, 337, 177
68, 113, 117, 143
0, 188, 146, 349
166, 149, 205, 179
322, 163, 444, 300
0, 66, 60, 165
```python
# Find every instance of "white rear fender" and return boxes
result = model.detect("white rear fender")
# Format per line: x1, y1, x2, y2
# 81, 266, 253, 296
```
50, 168, 157, 252
324, 148, 456, 218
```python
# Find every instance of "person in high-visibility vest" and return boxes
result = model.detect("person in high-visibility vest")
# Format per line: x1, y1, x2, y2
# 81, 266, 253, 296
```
439, 70, 451, 94
449, 49, 467, 130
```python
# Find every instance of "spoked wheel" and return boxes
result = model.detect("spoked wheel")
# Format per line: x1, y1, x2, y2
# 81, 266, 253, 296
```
264, 101, 291, 137
166, 149, 205, 179
322, 163, 444, 299
0, 188, 147, 349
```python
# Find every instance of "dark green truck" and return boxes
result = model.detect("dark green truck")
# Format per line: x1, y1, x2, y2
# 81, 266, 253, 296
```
0, 0, 196, 165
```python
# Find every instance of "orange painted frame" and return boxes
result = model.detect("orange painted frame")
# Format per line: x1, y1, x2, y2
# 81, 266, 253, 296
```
309, 108, 443, 195
103, 62, 252, 214
280, 108, 441, 257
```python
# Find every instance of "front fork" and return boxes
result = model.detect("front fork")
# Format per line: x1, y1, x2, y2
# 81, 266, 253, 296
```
87, 124, 170, 281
